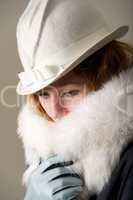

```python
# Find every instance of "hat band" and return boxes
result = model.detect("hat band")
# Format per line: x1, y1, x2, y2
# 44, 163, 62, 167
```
18, 65, 64, 88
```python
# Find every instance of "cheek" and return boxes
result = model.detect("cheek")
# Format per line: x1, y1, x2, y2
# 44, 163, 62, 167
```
38, 97, 49, 111
61, 94, 84, 111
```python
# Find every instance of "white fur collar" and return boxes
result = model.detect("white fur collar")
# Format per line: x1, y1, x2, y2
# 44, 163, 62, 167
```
17, 68, 133, 195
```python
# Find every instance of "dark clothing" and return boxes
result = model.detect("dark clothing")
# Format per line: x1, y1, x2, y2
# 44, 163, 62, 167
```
90, 142, 133, 200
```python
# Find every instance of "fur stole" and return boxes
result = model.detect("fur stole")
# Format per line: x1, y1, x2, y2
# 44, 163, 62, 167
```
17, 68, 133, 196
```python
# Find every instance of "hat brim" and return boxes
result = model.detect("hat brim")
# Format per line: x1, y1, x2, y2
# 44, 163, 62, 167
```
17, 25, 129, 95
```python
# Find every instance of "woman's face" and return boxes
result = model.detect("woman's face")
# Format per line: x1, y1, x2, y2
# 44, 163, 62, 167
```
37, 71, 88, 121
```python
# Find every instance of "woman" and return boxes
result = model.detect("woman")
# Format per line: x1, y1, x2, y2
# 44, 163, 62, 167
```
16, 0, 133, 199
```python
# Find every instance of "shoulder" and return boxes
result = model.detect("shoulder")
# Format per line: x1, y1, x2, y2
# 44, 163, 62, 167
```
96, 142, 133, 200
120, 142, 133, 167
111, 142, 133, 199
119, 142, 133, 182
117, 142, 133, 200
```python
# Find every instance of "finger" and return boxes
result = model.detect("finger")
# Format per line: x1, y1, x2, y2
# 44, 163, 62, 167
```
53, 185, 83, 200
36, 166, 79, 183
33, 155, 73, 176
49, 176, 83, 194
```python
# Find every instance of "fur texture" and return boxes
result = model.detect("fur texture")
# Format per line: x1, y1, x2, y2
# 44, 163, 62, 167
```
17, 67, 133, 196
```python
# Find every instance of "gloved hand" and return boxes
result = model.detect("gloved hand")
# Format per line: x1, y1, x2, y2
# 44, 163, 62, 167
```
24, 155, 84, 200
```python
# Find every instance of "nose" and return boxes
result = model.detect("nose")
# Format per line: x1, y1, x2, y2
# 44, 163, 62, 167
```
50, 95, 68, 120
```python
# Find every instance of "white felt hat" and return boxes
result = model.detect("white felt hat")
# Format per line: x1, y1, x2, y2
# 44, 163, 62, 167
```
16, 0, 129, 95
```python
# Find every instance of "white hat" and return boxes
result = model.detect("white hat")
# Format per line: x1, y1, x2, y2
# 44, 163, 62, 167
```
16, 0, 129, 95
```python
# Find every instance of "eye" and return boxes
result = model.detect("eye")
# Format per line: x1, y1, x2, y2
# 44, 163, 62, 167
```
37, 91, 50, 98
61, 90, 80, 97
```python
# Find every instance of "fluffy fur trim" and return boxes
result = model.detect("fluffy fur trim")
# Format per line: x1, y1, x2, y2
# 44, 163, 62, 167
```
17, 68, 133, 196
